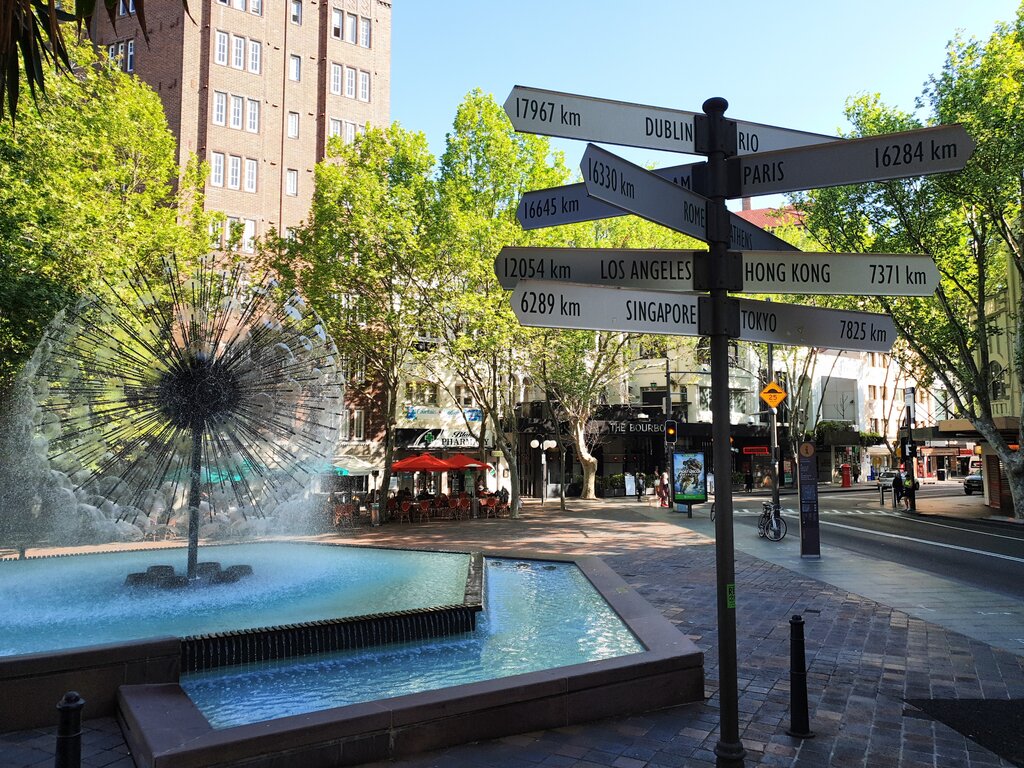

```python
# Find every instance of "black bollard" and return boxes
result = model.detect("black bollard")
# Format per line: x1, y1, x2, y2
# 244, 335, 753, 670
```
786, 615, 815, 739
55, 691, 85, 768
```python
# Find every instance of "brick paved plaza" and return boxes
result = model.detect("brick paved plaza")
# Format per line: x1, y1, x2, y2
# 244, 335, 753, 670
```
2, 497, 1022, 767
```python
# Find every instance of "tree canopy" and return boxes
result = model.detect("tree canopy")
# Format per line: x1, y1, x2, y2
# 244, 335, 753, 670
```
797, 4, 1024, 516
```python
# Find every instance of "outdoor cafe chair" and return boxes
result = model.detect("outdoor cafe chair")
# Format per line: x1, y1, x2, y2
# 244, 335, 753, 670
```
416, 499, 432, 523
397, 500, 412, 524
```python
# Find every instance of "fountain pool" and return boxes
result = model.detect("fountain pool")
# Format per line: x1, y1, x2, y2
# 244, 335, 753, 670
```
1, 543, 704, 766
183, 557, 644, 728
0, 542, 470, 657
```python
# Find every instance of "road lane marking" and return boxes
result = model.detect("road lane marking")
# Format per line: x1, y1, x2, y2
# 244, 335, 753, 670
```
815, 520, 1024, 564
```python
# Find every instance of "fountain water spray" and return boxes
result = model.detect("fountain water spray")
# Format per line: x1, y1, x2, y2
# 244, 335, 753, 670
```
33, 257, 343, 577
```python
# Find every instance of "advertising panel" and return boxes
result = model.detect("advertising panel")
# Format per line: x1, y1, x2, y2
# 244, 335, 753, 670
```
673, 450, 708, 504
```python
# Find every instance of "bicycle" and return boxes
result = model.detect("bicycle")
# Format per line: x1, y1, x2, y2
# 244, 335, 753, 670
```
757, 500, 787, 541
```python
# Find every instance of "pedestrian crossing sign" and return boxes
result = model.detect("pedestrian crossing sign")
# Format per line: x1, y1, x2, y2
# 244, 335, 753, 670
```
760, 381, 787, 409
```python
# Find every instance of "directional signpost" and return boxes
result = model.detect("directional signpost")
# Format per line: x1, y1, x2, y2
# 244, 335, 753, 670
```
501, 84, 974, 768
504, 85, 839, 156
496, 246, 940, 296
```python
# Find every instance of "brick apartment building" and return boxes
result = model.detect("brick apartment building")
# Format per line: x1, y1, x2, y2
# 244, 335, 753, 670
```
92, 0, 392, 247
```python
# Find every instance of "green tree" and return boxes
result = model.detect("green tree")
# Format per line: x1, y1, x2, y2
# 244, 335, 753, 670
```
260, 123, 437, 499
797, 6, 1024, 516
0, 39, 186, 404
432, 90, 568, 516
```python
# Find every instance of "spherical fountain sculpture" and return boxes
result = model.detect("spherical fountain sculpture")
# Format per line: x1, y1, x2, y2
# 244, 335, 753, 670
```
31, 257, 343, 579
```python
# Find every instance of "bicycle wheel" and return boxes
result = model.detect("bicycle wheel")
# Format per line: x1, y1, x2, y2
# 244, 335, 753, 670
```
710, 502, 716, 521
757, 516, 767, 537
766, 516, 787, 541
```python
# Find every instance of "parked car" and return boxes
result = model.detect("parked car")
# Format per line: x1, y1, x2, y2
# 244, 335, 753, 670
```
963, 473, 983, 495
876, 470, 900, 489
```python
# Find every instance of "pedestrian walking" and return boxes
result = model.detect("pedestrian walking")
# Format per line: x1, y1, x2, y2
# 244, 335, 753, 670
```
892, 470, 904, 509
636, 472, 645, 502
744, 468, 754, 493
660, 468, 670, 508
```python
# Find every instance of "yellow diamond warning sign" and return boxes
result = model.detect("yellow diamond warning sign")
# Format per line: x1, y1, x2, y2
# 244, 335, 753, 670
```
760, 381, 787, 409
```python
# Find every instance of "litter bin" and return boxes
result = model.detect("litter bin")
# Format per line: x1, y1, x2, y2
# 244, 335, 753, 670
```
936, 469, 946, 481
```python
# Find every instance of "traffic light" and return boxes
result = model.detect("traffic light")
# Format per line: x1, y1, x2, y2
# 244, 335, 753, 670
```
664, 420, 678, 444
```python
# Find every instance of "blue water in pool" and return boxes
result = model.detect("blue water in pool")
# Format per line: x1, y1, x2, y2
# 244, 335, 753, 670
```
183, 558, 644, 728
0, 543, 468, 656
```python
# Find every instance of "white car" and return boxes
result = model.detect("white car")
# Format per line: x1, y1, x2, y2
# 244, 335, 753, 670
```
875, 470, 900, 489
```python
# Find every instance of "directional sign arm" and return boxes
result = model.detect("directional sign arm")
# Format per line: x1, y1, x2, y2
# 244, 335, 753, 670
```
504, 85, 839, 156
580, 144, 710, 241
730, 124, 974, 198
518, 168, 799, 252
737, 298, 896, 353
511, 280, 701, 336
739, 251, 940, 296
495, 247, 699, 291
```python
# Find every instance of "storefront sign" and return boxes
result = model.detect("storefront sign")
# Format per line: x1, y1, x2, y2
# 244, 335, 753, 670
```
589, 420, 664, 436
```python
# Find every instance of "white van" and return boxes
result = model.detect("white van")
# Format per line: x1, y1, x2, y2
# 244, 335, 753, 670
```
969, 457, 982, 474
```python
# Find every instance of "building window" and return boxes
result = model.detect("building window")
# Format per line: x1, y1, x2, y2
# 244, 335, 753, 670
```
118, 0, 135, 16
209, 219, 224, 248
217, 0, 229, 5
287, 112, 300, 138
349, 409, 365, 441
248, 40, 261, 73
125, 40, 134, 72
346, 13, 357, 43
286, 169, 298, 196
212, 91, 227, 125
331, 8, 343, 39
227, 156, 241, 189
231, 35, 245, 69
214, 31, 228, 65
344, 66, 356, 98
244, 159, 257, 192
289, 55, 301, 81
991, 363, 1008, 400
358, 70, 370, 101
232, 0, 244, 9
229, 95, 243, 129
359, 17, 371, 47
246, 99, 259, 132
881, 385, 888, 400
454, 385, 475, 407
290, 0, 302, 24
344, 121, 356, 144
210, 152, 225, 187
330, 63, 342, 95
868, 384, 877, 399
328, 118, 342, 137
243, 219, 256, 253
405, 382, 439, 406
249, 0, 261, 14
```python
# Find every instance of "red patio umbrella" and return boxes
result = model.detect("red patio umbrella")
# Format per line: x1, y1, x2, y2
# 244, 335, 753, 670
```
445, 453, 492, 470
391, 452, 453, 472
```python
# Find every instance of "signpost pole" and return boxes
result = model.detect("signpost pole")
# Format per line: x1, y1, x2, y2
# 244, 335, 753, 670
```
768, 341, 781, 510
699, 97, 746, 768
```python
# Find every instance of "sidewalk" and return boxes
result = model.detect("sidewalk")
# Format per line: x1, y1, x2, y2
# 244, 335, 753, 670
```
3, 498, 1022, 767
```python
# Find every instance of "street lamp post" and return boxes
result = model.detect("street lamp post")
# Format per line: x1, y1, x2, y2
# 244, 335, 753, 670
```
529, 438, 556, 507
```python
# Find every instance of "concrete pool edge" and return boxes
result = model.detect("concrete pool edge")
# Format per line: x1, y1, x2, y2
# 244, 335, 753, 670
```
118, 550, 705, 768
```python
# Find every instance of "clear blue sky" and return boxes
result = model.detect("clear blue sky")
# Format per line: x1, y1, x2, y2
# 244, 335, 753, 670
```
391, 0, 1016, 206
